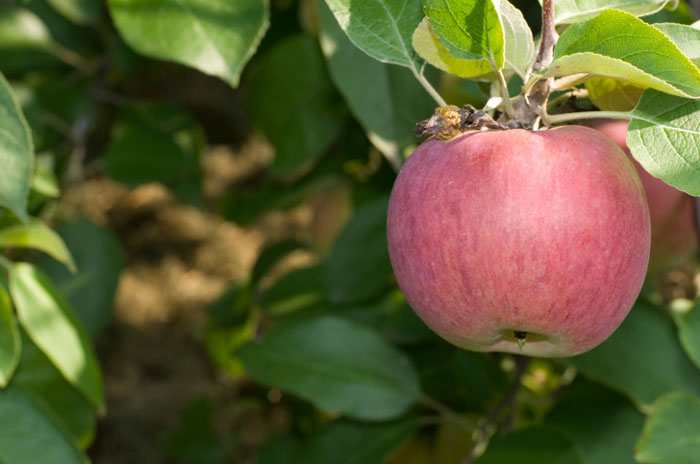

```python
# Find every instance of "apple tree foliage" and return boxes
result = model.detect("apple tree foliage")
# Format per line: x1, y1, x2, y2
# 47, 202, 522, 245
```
1, 0, 700, 462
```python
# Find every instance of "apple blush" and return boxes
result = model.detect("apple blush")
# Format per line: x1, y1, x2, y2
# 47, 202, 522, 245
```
387, 126, 651, 357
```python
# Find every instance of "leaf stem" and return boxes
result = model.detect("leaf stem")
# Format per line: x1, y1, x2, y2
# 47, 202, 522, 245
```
496, 69, 516, 118
541, 110, 632, 125
412, 64, 447, 107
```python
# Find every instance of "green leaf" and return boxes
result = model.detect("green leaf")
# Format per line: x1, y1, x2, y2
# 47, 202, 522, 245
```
423, 0, 504, 68
412, 18, 495, 80
550, 0, 674, 24
0, 72, 33, 222
567, 302, 700, 412
207, 283, 253, 329
246, 35, 347, 175
654, 22, 700, 66
260, 265, 326, 317
46, 0, 102, 25
291, 418, 417, 464
585, 77, 643, 111
107, 0, 269, 87
238, 315, 421, 421
477, 425, 582, 464
9, 263, 104, 410
545, 380, 644, 464
317, 1, 435, 170
31, 153, 60, 198
161, 396, 231, 463
626, 89, 700, 196
105, 102, 204, 204
0, 285, 19, 387
326, 196, 392, 305
251, 240, 303, 287
495, 0, 535, 79
38, 219, 124, 335
671, 298, 700, 370
636, 392, 700, 464
0, 218, 75, 272
13, 332, 96, 449
0, 386, 86, 463
322, 0, 424, 68
0, 8, 54, 49
541, 9, 700, 98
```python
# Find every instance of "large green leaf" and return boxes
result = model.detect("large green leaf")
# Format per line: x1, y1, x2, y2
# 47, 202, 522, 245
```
46, 0, 102, 25
545, 380, 644, 464
0, 72, 33, 222
636, 392, 700, 464
105, 102, 204, 204
477, 425, 582, 464
540, 9, 700, 98
0, 8, 54, 49
0, 285, 19, 387
38, 219, 124, 336
9, 263, 104, 410
423, 0, 504, 68
567, 302, 700, 412
238, 315, 421, 421
0, 218, 75, 272
550, 0, 674, 24
291, 418, 416, 464
317, 0, 435, 170
654, 22, 700, 66
326, 196, 392, 305
13, 332, 96, 449
626, 90, 700, 196
0, 386, 86, 463
107, 0, 269, 87
322, 0, 424, 68
246, 35, 347, 175
671, 298, 700, 370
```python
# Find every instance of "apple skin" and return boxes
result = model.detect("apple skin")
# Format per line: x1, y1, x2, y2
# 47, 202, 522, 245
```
387, 126, 650, 357
587, 120, 697, 272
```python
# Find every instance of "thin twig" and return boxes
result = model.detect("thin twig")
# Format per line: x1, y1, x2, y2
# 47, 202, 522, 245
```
533, 0, 558, 72
420, 394, 473, 433
461, 355, 531, 464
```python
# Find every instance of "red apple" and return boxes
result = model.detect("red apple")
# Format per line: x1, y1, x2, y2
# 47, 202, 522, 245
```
588, 120, 697, 272
387, 126, 650, 357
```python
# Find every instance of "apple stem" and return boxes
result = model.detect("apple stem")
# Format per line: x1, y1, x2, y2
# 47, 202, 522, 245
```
461, 355, 531, 464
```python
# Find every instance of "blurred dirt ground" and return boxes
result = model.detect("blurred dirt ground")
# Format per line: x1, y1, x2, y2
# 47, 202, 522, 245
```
57, 136, 310, 463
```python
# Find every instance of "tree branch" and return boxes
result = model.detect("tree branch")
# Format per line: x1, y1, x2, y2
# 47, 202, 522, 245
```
533, 0, 558, 72
461, 355, 531, 464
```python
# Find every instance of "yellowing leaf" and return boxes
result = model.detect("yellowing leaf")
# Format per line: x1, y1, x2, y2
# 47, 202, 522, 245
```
586, 77, 644, 111
412, 18, 495, 81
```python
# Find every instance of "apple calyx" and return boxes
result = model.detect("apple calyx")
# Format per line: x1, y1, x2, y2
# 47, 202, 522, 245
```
514, 331, 527, 349
414, 105, 528, 140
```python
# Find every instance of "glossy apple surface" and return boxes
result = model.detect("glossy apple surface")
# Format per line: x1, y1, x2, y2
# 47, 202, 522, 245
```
387, 126, 650, 357
588, 120, 697, 272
